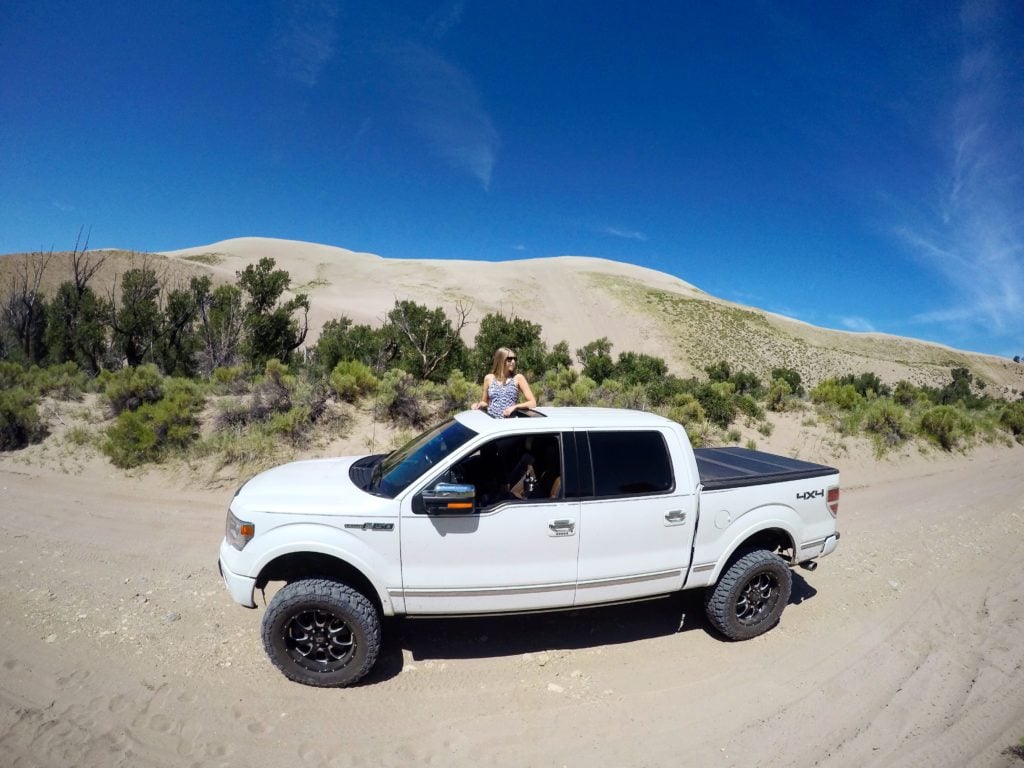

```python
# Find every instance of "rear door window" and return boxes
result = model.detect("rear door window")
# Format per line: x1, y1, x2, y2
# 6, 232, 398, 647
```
587, 431, 674, 497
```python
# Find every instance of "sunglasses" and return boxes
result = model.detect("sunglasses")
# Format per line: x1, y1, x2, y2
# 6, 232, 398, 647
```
506, 357, 517, 362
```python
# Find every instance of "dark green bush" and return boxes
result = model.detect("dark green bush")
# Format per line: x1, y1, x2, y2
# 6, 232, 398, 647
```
893, 380, 919, 406
730, 370, 763, 397
696, 383, 737, 428
999, 401, 1024, 442
771, 367, 804, 397
102, 384, 202, 467
0, 388, 47, 450
836, 372, 890, 398
376, 369, 429, 428
104, 364, 164, 415
766, 378, 793, 412
0, 362, 27, 391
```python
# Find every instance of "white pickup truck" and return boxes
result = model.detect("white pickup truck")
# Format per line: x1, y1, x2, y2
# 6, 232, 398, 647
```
219, 407, 840, 687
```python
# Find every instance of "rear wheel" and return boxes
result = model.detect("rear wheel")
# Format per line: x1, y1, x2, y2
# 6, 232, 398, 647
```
262, 579, 381, 687
704, 549, 792, 640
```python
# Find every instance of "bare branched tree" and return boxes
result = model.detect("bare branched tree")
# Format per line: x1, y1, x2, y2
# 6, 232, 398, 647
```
2, 249, 53, 362
388, 299, 471, 380
69, 228, 104, 297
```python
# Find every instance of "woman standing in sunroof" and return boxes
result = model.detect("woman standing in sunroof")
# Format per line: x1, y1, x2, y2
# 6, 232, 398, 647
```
472, 347, 537, 418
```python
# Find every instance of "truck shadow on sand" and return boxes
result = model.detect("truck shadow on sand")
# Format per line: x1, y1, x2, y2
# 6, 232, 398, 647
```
364, 572, 816, 684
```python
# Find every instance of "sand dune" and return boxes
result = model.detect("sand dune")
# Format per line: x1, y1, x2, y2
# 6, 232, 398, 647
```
160, 237, 1024, 393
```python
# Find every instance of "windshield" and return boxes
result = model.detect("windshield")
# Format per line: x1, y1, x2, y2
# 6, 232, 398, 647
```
372, 419, 476, 498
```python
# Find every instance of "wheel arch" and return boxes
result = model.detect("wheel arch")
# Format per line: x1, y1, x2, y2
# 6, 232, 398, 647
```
256, 552, 385, 614
690, 505, 801, 588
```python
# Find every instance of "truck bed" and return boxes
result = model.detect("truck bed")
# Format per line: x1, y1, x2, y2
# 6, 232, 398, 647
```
694, 447, 838, 491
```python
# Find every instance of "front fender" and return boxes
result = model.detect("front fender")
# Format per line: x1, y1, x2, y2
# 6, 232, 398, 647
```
240, 522, 402, 615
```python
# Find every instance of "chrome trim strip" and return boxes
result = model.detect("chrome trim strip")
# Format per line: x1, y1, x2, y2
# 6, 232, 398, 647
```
576, 569, 682, 590
390, 581, 575, 599
691, 563, 715, 573
799, 538, 826, 550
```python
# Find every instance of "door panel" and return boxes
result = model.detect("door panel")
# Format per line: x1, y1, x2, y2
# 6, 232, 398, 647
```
575, 493, 695, 605
400, 499, 580, 612
400, 431, 579, 614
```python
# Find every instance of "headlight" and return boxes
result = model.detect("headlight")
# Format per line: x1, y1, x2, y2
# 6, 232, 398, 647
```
225, 509, 255, 550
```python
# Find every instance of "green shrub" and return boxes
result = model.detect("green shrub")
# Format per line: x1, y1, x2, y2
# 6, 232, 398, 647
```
999, 401, 1024, 442
441, 369, 474, 415
696, 383, 736, 428
766, 378, 793, 412
757, 420, 774, 437
329, 360, 379, 403
594, 379, 648, 409
553, 376, 596, 407
211, 365, 249, 394
667, 393, 706, 428
893, 380, 919, 407
376, 369, 429, 428
918, 405, 975, 451
33, 362, 88, 401
862, 398, 911, 451
836, 372, 890, 398
0, 361, 26, 391
771, 367, 804, 397
736, 393, 763, 420
104, 364, 164, 415
102, 384, 203, 467
811, 380, 862, 410
0, 388, 47, 450
267, 405, 312, 445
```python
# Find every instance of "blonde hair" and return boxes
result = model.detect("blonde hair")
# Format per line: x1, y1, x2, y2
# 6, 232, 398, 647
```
490, 347, 517, 379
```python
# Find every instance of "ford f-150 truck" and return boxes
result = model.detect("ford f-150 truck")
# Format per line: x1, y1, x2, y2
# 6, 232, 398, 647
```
219, 407, 840, 687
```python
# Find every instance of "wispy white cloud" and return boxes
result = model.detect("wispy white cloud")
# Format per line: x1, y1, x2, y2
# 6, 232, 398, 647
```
387, 42, 498, 189
840, 316, 877, 333
511, 244, 527, 252
427, 0, 466, 39
274, 0, 340, 87
897, 0, 1023, 341
603, 227, 649, 242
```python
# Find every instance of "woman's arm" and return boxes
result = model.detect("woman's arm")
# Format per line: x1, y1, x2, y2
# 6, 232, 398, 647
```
503, 374, 537, 416
472, 374, 493, 410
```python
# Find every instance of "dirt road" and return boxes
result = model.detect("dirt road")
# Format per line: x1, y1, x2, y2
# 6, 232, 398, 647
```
2, 446, 1022, 767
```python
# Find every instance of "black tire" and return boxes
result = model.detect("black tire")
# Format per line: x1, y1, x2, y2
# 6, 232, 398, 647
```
261, 579, 381, 687
704, 549, 792, 640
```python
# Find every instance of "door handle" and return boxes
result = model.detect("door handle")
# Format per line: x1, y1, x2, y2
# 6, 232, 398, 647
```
665, 510, 686, 523
548, 519, 576, 533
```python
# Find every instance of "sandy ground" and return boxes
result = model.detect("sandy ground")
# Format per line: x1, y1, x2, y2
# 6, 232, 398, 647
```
2, 421, 1023, 767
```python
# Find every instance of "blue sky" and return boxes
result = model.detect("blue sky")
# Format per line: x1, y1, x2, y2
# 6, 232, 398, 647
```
1, 1, 1022, 357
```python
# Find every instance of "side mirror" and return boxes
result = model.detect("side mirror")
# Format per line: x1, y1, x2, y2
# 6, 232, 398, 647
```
418, 482, 477, 515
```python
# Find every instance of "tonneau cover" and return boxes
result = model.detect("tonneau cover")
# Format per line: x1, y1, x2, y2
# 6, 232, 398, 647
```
694, 447, 838, 491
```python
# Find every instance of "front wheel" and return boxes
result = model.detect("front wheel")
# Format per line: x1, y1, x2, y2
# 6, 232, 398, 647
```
704, 549, 792, 640
262, 579, 381, 687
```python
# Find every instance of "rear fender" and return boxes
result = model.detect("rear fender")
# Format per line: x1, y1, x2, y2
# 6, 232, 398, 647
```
688, 504, 799, 588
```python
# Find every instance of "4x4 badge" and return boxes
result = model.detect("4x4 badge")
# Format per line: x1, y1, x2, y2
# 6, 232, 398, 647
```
796, 489, 824, 501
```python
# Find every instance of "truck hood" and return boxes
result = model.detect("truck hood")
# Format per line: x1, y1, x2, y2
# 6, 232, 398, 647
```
231, 456, 391, 517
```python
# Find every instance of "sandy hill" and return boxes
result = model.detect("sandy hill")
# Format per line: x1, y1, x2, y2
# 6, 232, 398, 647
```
4, 237, 1022, 395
